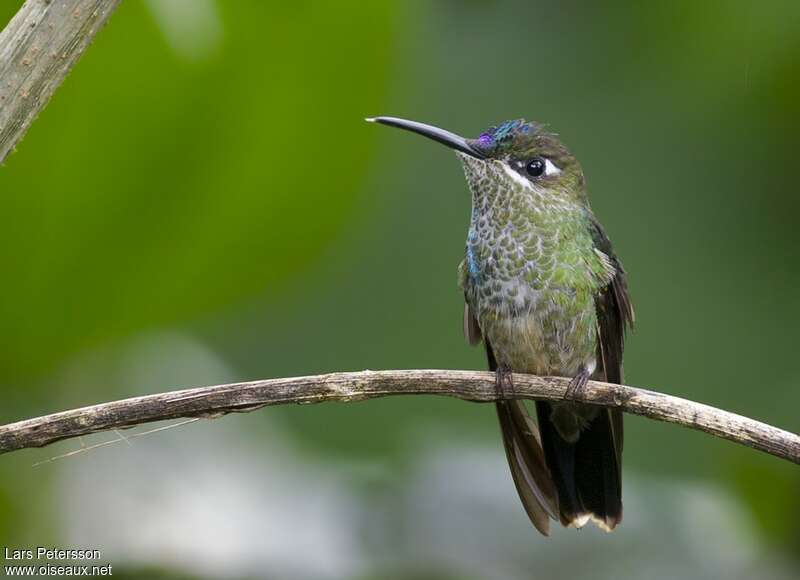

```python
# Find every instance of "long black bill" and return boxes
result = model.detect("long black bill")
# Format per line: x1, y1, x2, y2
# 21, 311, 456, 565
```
366, 116, 485, 159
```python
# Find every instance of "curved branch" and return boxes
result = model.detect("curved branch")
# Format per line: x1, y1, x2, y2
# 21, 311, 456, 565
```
0, 0, 121, 163
0, 369, 797, 463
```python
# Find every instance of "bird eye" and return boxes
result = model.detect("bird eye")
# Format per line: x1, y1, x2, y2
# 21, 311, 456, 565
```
525, 158, 545, 177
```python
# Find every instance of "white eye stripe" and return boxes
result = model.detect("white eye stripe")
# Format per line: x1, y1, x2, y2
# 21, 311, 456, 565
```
544, 158, 561, 176
501, 162, 534, 188
499, 157, 562, 189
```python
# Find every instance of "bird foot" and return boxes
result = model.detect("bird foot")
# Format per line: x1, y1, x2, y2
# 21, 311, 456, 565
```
564, 368, 591, 401
495, 365, 514, 400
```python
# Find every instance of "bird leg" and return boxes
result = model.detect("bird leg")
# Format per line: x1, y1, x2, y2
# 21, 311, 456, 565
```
564, 367, 591, 401
495, 364, 514, 401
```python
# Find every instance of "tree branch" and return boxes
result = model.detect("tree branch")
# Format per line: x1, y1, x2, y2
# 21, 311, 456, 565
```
0, 0, 121, 163
0, 369, 797, 464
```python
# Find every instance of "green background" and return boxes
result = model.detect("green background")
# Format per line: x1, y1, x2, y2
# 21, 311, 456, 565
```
0, 1, 797, 578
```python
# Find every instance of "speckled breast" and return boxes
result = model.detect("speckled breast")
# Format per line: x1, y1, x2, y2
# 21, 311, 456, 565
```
463, 241, 599, 377
457, 156, 607, 377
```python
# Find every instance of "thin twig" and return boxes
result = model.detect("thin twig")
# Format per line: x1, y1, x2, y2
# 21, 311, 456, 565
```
31, 418, 200, 467
0, 0, 122, 163
0, 370, 797, 464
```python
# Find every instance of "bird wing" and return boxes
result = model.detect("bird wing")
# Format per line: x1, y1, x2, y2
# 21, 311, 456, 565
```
588, 216, 634, 454
463, 301, 482, 345
459, 257, 483, 346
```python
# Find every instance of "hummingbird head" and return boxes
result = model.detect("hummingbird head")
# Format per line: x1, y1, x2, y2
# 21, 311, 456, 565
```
367, 116, 586, 203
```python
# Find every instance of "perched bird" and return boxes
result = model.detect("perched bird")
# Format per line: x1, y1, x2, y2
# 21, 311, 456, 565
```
368, 116, 634, 534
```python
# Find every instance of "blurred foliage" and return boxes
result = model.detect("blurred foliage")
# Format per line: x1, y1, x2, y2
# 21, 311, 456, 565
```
0, 0, 798, 576
0, 0, 394, 379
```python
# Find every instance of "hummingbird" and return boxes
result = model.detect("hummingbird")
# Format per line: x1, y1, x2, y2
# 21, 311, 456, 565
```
368, 116, 634, 534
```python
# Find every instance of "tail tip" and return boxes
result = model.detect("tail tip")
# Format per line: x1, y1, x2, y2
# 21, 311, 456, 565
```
565, 512, 622, 533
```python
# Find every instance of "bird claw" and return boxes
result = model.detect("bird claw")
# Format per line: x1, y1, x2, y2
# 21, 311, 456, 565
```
564, 368, 591, 401
495, 365, 514, 400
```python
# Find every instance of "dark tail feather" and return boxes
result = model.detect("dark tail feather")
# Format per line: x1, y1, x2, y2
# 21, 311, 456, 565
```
485, 342, 558, 535
535, 401, 582, 526
574, 408, 623, 530
535, 402, 623, 531
496, 400, 558, 535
